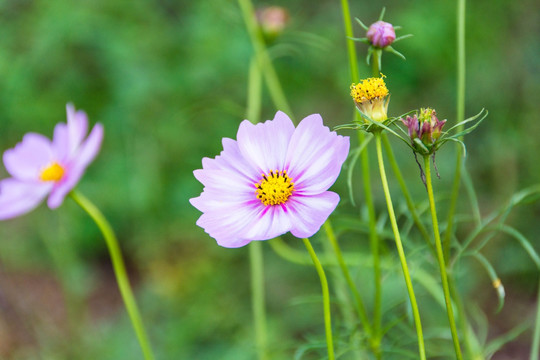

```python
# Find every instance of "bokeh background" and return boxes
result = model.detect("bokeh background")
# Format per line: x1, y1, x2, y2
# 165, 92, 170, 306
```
0, 0, 539, 359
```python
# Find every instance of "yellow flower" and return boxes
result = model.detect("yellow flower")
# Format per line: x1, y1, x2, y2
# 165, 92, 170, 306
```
350, 76, 389, 122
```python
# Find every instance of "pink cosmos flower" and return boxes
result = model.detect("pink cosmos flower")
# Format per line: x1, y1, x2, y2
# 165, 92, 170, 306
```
367, 20, 396, 48
0, 104, 104, 220
190, 111, 350, 248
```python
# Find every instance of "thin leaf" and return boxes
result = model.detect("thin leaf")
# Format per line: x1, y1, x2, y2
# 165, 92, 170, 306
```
355, 17, 369, 30
443, 108, 487, 134
471, 253, 505, 313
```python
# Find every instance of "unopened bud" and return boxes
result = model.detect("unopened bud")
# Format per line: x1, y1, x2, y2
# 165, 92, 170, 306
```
366, 21, 396, 48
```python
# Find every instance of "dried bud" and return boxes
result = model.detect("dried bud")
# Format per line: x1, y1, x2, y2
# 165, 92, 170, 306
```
366, 21, 396, 48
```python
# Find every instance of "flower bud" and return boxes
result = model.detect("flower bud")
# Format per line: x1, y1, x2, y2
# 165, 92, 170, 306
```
401, 108, 447, 154
256, 6, 289, 40
366, 21, 396, 48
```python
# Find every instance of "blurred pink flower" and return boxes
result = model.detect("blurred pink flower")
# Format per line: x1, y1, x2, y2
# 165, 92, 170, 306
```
0, 104, 104, 219
367, 20, 396, 48
190, 111, 350, 248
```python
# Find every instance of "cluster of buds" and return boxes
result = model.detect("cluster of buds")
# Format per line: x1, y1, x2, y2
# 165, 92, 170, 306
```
350, 76, 390, 125
401, 108, 447, 155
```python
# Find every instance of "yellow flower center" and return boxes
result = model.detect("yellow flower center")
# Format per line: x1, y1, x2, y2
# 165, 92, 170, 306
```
255, 170, 294, 206
39, 162, 65, 182
350, 76, 388, 103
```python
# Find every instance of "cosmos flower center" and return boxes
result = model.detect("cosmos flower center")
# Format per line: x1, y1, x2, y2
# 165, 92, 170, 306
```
255, 170, 294, 206
39, 162, 65, 182
350, 76, 388, 103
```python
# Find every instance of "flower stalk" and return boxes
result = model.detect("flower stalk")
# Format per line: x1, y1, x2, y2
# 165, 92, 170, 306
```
302, 237, 335, 360
423, 155, 463, 360
375, 132, 426, 360
69, 190, 155, 360
340, 2, 383, 354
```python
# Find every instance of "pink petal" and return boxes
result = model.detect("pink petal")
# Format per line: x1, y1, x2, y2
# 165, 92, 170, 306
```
52, 123, 70, 162
236, 111, 295, 174
48, 123, 104, 209
3, 133, 55, 181
0, 178, 52, 220
200, 138, 259, 183
286, 192, 340, 238
285, 114, 350, 195
66, 103, 89, 155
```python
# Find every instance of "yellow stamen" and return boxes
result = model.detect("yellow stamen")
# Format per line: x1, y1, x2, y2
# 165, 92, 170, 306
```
350, 76, 388, 103
255, 170, 294, 206
39, 162, 65, 182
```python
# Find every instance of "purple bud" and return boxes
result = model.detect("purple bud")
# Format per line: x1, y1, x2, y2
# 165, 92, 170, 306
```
401, 115, 419, 139
367, 21, 396, 48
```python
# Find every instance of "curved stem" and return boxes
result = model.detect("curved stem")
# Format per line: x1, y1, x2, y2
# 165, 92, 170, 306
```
424, 156, 463, 360
69, 190, 155, 360
375, 133, 426, 360
444, 0, 467, 261
302, 238, 334, 360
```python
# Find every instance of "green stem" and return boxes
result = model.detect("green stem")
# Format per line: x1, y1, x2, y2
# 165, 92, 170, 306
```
250, 242, 268, 360
69, 190, 155, 360
372, 49, 381, 77
237, 0, 293, 117
531, 278, 540, 360
302, 238, 334, 360
424, 156, 463, 360
444, 0, 467, 261
340, 1, 382, 348
375, 133, 426, 360
323, 222, 373, 338
246, 54, 268, 360
381, 134, 434, 254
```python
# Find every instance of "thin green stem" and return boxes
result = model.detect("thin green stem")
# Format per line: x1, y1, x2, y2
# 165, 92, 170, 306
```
372, 49, 381, 77
375, 133, 426, 360
69, 190, 155, 360
444, 0, 467, 261
250, 242, 268, 360
247, 56, 263, 122
302, 238, 334, 360
340, 0, 360, 83
381, 134, 434, 254
237, 0, 293, 117
340, 1, 382, 348
323, 222, 372, 337
246, 54, 268, 360
424, 156, 463, 360
531, 278, 540, 360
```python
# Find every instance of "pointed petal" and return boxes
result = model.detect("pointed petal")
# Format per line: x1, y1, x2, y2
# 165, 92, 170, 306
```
66, 103, 89, 155
287, 192, 340, 238
0, 178, 51, 220
3, 133, 55, 181
52, 123, 70, 162
48, 123, 104, 209
237, 111, 295, 173
285, 114, 350, 195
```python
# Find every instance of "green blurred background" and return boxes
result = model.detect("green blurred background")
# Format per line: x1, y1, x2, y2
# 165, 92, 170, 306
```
0, 0, 539, 359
